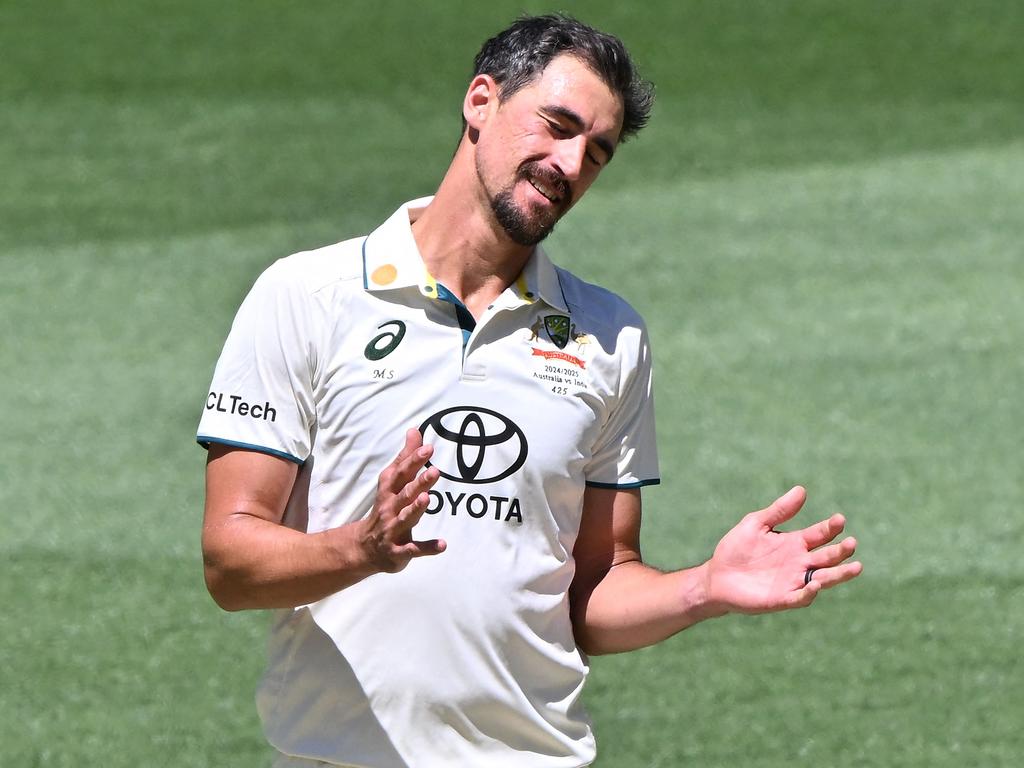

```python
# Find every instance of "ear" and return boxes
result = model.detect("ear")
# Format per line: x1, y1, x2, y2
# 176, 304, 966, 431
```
463, 74, 498, 131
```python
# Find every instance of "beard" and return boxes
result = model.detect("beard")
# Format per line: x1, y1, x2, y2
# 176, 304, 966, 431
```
485, 161, 572, 247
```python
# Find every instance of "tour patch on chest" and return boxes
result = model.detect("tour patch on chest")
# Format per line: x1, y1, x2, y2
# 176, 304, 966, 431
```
525, 314, 593, 397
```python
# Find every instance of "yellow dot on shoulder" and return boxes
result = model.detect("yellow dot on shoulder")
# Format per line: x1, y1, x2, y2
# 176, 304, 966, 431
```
371, 264, 398, 286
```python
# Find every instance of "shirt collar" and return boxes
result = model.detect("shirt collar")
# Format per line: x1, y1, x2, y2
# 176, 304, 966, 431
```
362, 197, 434, 293
362, 197, 569, 313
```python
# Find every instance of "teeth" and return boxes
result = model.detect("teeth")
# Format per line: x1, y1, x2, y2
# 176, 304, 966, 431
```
529, 178, 558, 202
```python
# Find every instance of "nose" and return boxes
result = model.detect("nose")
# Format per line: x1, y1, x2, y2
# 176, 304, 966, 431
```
551, 135, 587, 182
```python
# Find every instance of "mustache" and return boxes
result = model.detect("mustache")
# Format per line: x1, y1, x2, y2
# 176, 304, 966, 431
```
519, 162, 572, 206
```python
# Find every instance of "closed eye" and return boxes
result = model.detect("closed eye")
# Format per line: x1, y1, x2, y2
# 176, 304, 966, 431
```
545, 118, 571, 137
543, 119, 605, 167
540, 105, 616, 165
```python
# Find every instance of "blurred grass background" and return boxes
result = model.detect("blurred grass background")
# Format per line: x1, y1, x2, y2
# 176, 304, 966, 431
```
2, 1, 1021, 765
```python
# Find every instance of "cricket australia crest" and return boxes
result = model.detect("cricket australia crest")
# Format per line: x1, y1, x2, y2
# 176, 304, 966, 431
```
543, 315, 571, 349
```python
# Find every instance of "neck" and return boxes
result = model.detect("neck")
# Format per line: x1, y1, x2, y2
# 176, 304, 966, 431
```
410, 141, 533, 318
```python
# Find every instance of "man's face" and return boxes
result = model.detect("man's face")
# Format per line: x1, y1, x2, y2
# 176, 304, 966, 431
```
472, 55, 624, 246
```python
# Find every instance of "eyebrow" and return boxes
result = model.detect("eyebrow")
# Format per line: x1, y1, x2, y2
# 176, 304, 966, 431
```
542, 105, 617, 162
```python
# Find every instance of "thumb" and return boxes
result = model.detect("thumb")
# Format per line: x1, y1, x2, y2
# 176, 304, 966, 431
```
756, 485, 807, 529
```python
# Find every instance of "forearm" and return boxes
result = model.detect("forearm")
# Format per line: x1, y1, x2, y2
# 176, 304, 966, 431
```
202, 433, 446, 611
202, 514, 375, 611
570, 485, 863, 655
572, 560, 727, 655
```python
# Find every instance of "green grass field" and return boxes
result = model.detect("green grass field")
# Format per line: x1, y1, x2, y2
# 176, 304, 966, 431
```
2, 1, 1022, 765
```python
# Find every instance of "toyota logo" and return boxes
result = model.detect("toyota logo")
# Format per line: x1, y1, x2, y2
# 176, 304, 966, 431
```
419, 406, 528, 484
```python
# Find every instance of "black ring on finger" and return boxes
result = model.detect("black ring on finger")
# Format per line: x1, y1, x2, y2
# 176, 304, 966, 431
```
803, 568, 817, 586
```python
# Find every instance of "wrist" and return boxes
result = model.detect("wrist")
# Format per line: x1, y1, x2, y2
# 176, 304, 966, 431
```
321, 521, 379, 581
687, 561, 731, 621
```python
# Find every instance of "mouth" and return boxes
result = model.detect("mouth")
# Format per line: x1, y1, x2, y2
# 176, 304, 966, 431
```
522, 166, 570, 208
527, 176, 562, 204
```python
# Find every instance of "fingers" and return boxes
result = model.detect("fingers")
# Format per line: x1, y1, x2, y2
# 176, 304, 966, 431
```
755, 485, 807, 529
803, 535, 862, 593
381, 430, 433, 494
784, 581, 821, 610
394, 427, 424, 463
806, 535, 857, 569
398, 538, 447, 560
392, 475, 440, 535
801, 512, 846, 549
806, 560, 863, 591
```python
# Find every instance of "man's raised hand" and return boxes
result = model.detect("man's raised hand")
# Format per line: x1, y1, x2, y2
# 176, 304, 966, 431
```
703, 486, 863, 615
358, 428, 446, 573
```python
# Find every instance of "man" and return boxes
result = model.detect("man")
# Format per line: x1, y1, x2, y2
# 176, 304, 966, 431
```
198, 14, 862, 768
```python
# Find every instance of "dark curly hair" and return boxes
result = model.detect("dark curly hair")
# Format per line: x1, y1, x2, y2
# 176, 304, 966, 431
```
470, 14, 655, 141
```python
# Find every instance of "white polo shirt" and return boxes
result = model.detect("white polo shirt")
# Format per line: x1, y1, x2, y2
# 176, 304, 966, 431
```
197, 198, 659, 768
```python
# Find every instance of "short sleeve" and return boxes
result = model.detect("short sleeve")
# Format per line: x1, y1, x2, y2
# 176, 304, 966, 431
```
584, 323, 660, 488
197, 259, 317, 464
